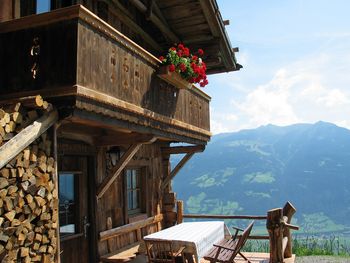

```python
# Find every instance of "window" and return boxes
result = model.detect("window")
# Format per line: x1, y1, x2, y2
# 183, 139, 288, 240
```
125, 168, 146, 217
36, 0, 51, 14
126, 169, 141, 215
59, 172, 78, 235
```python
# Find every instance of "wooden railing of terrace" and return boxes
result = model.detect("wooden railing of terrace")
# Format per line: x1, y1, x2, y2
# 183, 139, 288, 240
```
176, 200, 299, 263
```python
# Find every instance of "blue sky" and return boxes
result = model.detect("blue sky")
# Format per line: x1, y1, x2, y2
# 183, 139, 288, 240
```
207, 0, 350, 133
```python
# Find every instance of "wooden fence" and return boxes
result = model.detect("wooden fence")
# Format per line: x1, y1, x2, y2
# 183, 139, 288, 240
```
176, 200, 299, 263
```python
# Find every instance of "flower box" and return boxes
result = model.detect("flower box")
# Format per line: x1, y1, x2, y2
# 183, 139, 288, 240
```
157, 66, 192, 89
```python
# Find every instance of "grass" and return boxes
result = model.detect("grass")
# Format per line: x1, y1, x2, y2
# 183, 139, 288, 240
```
293, 236, 350, 256
242, 236, 350, 257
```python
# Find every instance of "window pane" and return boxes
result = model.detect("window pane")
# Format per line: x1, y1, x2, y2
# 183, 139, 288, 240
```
127, 191, 133, 210
132, 190, 139, 209
59, 173, 76, 234
132, 170, 137, 188
36, 0, 50, 14
126, 171, 131, 189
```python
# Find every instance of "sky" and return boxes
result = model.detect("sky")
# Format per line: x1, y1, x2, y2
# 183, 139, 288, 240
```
207, 0, 350, 134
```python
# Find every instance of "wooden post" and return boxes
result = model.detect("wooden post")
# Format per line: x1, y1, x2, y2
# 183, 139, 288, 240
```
267, 208, 284, 263
283, 202, 297, 258
53, 123, 61, 263
176, 200, 184, 224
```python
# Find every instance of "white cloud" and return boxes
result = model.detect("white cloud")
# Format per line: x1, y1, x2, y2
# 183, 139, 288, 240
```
232, 70, 300, 128
316, 89, 350, 108
210, 110, 239, 134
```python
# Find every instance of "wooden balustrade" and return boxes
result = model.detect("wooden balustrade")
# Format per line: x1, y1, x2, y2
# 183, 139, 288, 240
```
176, 200, 269, 240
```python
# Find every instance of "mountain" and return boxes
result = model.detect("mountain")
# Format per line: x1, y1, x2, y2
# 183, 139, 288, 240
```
173, 122, 350, 235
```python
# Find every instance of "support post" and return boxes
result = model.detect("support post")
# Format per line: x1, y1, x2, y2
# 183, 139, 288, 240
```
176, 200, 184, 224
283, 202, 297, 258
267, 208, 284, 263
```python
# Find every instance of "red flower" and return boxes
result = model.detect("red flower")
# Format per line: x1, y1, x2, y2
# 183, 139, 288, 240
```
178, 43, 185, 50
169, 64, 176, 72
183, 47, 190, 57
179, 63, 186, 72
198, 48, 204, 55
170, 47, 176, 51
177, 50, 183, 57
159, 56, 164, 61
192, 55, 198, 62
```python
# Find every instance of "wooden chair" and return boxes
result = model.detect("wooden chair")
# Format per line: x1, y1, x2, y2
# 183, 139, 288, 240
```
203, 221, 254, 263
145, 240, 186, 263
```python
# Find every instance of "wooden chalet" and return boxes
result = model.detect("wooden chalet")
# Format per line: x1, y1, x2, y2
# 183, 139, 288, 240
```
0, 0, 241, 262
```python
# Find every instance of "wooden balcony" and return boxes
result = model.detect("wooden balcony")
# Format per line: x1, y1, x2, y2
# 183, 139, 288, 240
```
0, 5, 211, 144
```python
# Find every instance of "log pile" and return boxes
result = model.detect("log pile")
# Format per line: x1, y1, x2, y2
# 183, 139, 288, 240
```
0, 96, 58, 262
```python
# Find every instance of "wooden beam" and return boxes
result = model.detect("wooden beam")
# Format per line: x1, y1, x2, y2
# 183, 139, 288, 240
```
223, 20, 230, 26
96, 136, 155, 199
96, 133, 156, 146
162, 152, 194, 190
161, 145, 205, 155
96, 143, 141, 199
128, 0, 180, 43
0, 110, 58, 170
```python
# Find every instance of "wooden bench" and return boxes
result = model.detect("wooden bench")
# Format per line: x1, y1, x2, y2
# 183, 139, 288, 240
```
204, 222, 254, 263
100, 241, 146, 263
99, 214, 163, 263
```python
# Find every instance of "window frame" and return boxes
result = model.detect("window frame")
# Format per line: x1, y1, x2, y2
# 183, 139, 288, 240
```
124, 167, 147, 222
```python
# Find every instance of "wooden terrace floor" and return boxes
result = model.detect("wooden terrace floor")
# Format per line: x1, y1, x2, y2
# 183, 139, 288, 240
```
200, 252, 295, 263
131, 253, 296, 263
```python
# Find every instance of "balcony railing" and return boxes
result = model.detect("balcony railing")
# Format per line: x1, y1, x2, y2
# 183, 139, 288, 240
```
0, 5, 211, 143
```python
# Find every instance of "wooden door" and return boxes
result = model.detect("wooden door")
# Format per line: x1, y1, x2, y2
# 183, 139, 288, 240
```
58, 155, 93, 262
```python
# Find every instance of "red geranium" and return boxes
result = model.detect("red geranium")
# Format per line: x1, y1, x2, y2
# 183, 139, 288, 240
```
159, 43, 208, 87
179, 63, 186, 72
168, 64, 176, 72
178, 43, 185, 50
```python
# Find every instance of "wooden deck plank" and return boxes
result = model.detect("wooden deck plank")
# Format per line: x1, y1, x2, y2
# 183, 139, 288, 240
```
200, 252, 295, 263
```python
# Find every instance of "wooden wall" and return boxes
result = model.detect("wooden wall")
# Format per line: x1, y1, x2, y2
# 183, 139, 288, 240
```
95, 142, 169, 257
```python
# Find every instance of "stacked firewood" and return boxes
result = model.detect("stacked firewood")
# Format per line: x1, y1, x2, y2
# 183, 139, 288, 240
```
0, 96, 57, 262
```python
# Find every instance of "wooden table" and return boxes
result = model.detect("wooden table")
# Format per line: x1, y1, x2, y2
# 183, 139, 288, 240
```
143, 221, 230, 263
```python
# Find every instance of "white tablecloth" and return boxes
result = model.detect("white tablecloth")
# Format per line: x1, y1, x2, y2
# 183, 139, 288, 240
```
144, 221, 229, 262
